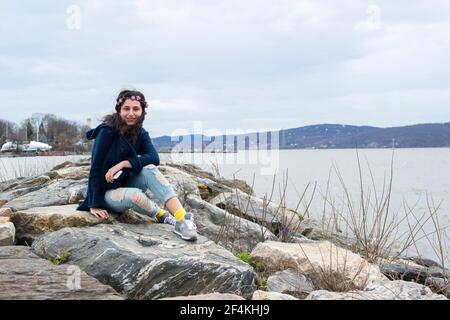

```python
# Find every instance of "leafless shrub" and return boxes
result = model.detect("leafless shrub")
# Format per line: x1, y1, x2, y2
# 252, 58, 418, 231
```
296, 241, 369, 293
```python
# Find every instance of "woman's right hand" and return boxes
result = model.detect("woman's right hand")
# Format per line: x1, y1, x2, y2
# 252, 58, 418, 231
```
90, 208, 109, 219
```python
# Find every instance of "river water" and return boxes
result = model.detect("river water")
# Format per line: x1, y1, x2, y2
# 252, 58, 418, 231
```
161, 148, 450, 265
1, 149, 449, 265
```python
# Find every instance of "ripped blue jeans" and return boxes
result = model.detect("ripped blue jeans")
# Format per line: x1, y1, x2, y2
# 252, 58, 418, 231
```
104, 164, 178, 218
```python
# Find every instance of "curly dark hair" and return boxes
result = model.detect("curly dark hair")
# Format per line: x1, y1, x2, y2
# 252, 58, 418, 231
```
102, 89, 149, 145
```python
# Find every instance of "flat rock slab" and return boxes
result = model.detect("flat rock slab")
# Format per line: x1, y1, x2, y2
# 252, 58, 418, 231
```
4, 179, 87, 212
0, 221, 15, 246
54, 166, 90, 180
306, 280, 448, 300
380, 263, 450, 284
0, 246, 122, 300
32, 223, 257, 299
252, 290, 299, 300
8, 204, 109, 244
267, 268, 315, 298
161, 293, 245, 300
5, 204, 153, 244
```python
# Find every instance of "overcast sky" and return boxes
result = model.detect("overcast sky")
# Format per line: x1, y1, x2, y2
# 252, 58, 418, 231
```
1, 0, 450, 137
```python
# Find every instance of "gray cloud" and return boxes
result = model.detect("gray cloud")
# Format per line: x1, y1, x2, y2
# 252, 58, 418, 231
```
1, 0, 449, 136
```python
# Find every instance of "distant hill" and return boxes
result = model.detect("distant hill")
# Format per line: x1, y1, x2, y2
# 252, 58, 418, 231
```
152, 123, 450, 151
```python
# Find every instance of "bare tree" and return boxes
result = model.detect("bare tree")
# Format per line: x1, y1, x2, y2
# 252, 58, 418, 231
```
0, 119, 19, 145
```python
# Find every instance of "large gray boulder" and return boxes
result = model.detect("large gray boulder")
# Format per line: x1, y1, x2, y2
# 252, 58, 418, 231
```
5, 194, 276, 253
186, 195, 277, 253
0, 217, 15, 246
402, 256, 447, 268
157, 165, 202, 202
53, 166, 90, 180
5, 204, 158, 245
0, 246, 122, 300
0, 158, 89, 209
161, 293, 245, 300
0, 175, 52, 193
4, 179, 87, 211
50, 158, 91, 171
305, 280, 448, 300
0, 184, 49, 203
165, 163, 254, 195
31, 223, 257, 299
7, 204, 113, 244
380, 263, 449, 284
267, 268, 315, 299
0, 174, 53, 205
158, 165, 251, 204
209, 190, 306, 240
252, 290, 299, 300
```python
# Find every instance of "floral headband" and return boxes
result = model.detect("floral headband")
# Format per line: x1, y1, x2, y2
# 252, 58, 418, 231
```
117, 95, 148, 108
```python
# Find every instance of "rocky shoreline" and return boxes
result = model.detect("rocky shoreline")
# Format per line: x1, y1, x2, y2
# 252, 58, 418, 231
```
0, 158, 448, 300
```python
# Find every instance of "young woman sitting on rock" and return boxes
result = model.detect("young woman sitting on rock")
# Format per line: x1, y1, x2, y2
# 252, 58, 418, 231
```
77, 89, 197, 241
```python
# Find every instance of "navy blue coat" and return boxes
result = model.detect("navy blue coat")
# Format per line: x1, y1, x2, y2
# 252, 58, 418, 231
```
77, 124, 160, 211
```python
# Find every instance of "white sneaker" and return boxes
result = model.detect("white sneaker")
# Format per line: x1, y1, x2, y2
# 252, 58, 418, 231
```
174, 219, 198, 241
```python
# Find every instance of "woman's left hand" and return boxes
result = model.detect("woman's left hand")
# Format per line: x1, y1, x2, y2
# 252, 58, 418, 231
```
105, 164, 123, 183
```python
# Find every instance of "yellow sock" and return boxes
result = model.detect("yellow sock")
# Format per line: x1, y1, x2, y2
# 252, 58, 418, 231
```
173, 208, 186, 221
156, 209, 166, 219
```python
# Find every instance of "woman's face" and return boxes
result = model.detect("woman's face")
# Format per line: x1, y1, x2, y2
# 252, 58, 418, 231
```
119, 99, 143, 126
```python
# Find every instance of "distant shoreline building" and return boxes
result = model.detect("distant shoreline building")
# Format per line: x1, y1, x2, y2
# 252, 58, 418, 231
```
0, 140, 52, 152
